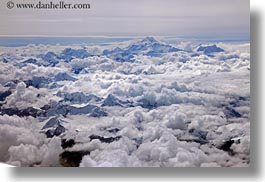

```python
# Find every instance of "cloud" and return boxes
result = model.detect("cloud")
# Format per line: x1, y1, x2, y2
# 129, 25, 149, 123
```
0, 37, 250, 167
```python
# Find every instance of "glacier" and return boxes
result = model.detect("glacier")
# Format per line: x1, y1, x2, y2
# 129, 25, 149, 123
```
0, 37, 250, 167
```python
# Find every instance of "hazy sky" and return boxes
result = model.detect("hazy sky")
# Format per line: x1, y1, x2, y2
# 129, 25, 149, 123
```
0, 0, 250, 40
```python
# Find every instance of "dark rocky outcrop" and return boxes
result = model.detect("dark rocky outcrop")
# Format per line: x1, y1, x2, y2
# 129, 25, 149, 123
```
89, 135, 121, 143
224, 106, 242, 118
45, 124, 66, 138
102, 94, 132, 107
61, 139, 76, 149
24, 76, 52, 89
42, 117, 66, 130
0, 90, 12, 101
0, 107, 43, 117
219, 140, 235, 152
59, 150, 90, 167
44, 103, 107, 117
178, 129, 209, 145
197, 45, 224, 54
57, 92, 101, 104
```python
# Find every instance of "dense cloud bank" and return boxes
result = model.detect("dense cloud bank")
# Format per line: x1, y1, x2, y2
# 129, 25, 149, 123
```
0, 37, 250, 167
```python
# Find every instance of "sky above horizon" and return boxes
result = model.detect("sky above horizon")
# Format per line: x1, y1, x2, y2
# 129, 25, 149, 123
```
0, 0, 250, 40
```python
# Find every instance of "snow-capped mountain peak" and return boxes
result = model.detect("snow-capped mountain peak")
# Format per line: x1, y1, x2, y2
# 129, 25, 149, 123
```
197, 44, 225, 54
103, 37, 181, 62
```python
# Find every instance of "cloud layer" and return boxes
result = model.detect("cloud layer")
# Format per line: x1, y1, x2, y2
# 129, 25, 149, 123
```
0, 37, 250, 167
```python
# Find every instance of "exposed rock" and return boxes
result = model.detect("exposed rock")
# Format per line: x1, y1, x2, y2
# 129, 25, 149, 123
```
57, 92, 101, 104
44, 103, 107, 117
40, 104, 51, 111
137, 98, 157, 109
0, 90, 12, 101
224, 106, 242, 118
89, 135, 121, 143
45, 129, 55, 138
42, 116, 66, 130
60, 150, 90, 167
1, 58, 9, 63
61, 139, 76, 149
68, 105, 107, 117
45, 125, 66, 138
19, 58, 44, 67
106, 128, 120, 134
218, 137, 241, 154
54, 125, 66, 136
0, 107, 43, 117
102, 94, 132, 107
3, 81, 18, 89
178, 131, 208, 145
197, 44, 224, 54
219, 140, 234, 152
24, 76, 52, 88
49, 82, 63, 89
